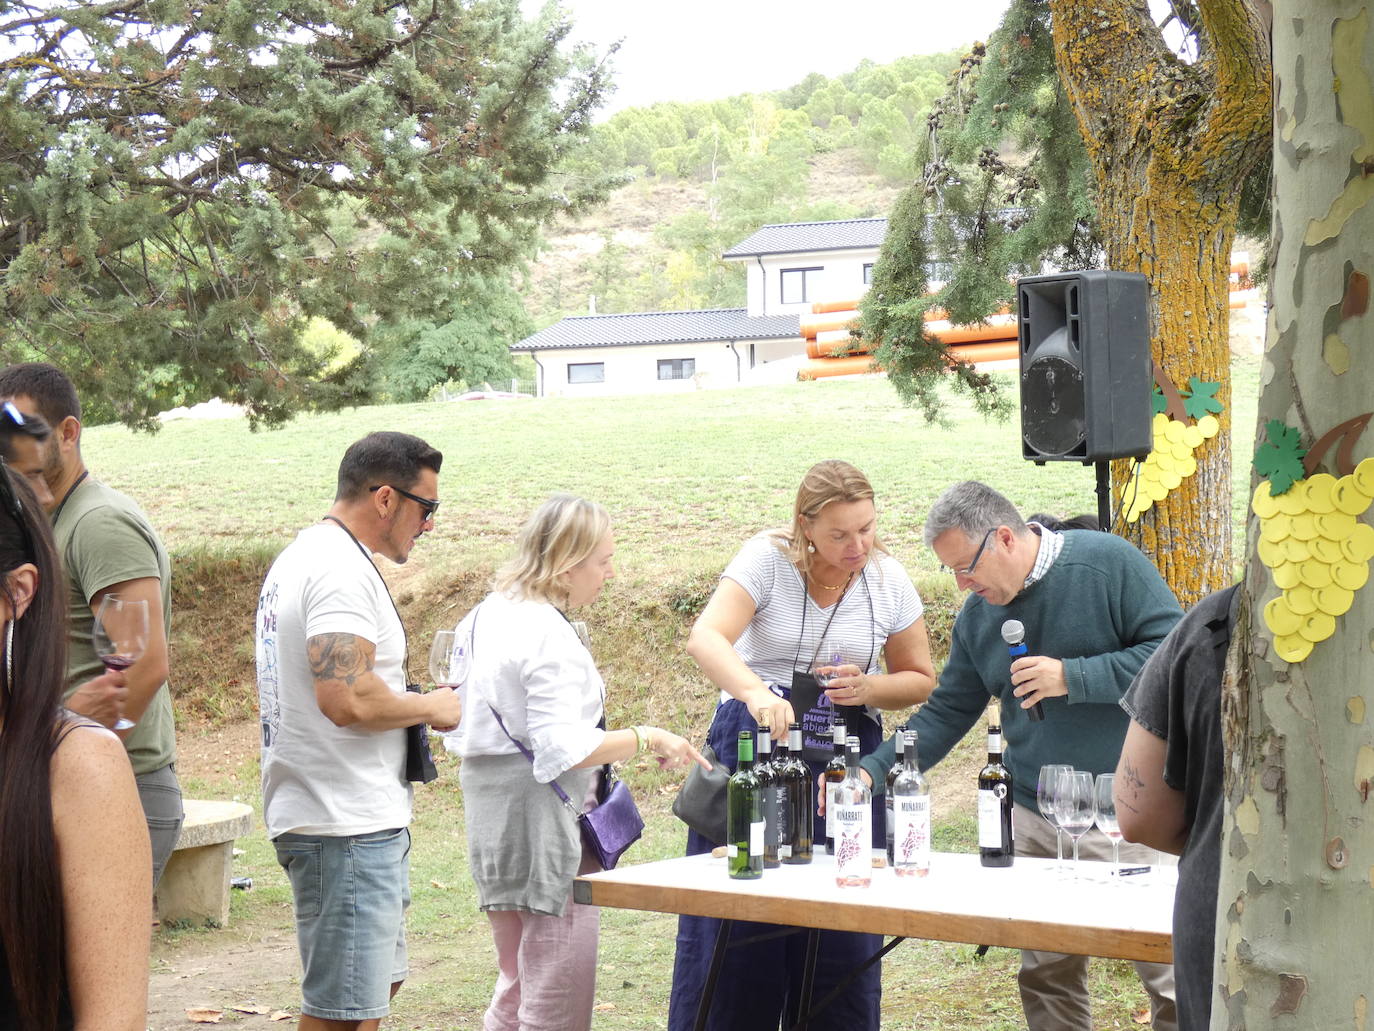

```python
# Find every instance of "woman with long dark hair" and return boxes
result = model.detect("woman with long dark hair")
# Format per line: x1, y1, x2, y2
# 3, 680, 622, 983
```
0, 463, 150, 1029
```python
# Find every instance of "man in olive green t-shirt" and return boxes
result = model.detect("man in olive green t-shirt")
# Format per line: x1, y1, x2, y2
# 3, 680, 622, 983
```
0, 363, 182, 888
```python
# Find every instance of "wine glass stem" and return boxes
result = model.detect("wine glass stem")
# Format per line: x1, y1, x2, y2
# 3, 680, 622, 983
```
1055, 828, 1064, 866
1072, 836, 1082, 881
1111, 839, 1120, 879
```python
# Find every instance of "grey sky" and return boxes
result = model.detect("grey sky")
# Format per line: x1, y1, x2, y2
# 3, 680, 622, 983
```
524, 0, 1014, 115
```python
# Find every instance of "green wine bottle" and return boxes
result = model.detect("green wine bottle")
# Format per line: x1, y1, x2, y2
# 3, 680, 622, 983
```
727, 730, 763, 879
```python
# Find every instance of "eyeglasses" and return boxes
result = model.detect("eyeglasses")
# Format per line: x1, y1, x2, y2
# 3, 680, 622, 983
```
370, 484, 440, 521
954, 528, 997, 577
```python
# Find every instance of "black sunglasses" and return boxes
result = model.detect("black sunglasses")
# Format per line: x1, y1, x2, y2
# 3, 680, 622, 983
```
370, 484, 440, 521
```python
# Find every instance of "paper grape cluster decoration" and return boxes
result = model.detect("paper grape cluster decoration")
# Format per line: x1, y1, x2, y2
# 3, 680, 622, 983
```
1252, 414, 1374, 663
1120, 373, 1223, 523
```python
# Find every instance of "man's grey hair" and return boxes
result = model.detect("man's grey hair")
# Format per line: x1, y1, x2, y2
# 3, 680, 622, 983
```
922, 481, 1028, 548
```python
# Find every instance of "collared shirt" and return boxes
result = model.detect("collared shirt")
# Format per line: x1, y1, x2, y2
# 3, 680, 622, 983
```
1023, 522, 1063, 588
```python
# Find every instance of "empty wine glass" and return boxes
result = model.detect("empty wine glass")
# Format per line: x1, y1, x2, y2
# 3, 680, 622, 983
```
1094, 773, 1123, 879
92, 595, 149, 731
428, 628, 469, 689
1037, 764, 1072, 875
1053, 769, 1095, 880
813, 648, 846, 689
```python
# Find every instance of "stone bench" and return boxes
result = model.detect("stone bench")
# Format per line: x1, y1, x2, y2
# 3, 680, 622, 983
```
156, 799, 254, 928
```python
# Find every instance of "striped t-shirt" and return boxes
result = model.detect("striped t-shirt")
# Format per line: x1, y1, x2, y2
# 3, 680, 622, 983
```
722, 532, 924, 694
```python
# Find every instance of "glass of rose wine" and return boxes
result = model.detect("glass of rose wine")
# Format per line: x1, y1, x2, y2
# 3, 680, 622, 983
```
92, 595, 149, 730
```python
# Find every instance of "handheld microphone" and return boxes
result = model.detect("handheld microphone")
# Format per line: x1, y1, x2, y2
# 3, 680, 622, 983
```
1001, 619, 1044, 722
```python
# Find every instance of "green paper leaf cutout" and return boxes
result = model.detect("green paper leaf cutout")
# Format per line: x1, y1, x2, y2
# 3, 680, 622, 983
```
1152, 385, 1168, 416
1253, 420, 1307, 495
1182, 377, 1224, 420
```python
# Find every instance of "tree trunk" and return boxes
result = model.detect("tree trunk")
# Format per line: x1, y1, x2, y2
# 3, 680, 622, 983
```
1047, 0, 1271, 607
1217, 3, 1374, 1026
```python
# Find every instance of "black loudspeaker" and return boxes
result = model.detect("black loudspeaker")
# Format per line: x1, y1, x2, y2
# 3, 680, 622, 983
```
1016, 270, 1153, 464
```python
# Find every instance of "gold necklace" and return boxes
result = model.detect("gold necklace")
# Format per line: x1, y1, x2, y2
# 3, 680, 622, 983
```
812, 571, 853, 591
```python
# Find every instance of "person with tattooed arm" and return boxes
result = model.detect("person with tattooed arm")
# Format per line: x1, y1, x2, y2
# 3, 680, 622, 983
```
255, 431, 462, 1031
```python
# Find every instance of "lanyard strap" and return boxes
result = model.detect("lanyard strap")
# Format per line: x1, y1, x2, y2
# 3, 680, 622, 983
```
792, 568, 877, 673
321, 515, 411, 683
51, 469, 89, 529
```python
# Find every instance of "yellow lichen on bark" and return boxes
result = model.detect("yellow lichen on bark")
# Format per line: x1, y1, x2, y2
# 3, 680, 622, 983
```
1326, 331, 1353, 373
1334, 9, 1374, 162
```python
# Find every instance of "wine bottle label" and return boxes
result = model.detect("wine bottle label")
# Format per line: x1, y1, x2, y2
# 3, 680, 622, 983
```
726, 844, 738, 858
977, 789, 1004, 848
778, 843, 792, 859
826, 782, 841, 838
750, 820, 764, 855
775, 786, 792, 839
834, 804, 871, 873
894, 796, 930, 864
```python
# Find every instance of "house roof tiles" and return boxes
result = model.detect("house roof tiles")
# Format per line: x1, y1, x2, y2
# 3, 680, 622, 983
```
722, 218, 888, 259
512, 309, 801, 351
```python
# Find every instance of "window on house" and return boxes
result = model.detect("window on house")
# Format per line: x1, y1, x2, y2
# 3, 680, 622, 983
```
863, 263, 875, 285
657, 358, 696, 381
780, 267, 822, 305
567, 362, 605, 384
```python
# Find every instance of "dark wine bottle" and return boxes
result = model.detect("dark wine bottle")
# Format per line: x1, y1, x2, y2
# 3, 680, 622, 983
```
884, 729, 910, 864
755, 722, 780, 868
727, 730, 763, 879
781, 723, 813, 864
977, 723, 1014, 867
822, 719, 847, 854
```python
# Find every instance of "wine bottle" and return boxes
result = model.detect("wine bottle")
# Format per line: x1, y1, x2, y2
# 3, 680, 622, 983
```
833, 735, 872, 887
977, 723, 1014, 867
892, 729, 931, 877
884, 729, 910, 865
822, 719, 847, 854
755, 722, 780, 868
770, 727, 794, 861
727, 730, 763, 879
780, 723, 813, 864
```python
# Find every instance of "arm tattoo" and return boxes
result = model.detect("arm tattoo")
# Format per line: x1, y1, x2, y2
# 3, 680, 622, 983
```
1117, 756, 1145, 814
308, 634, 373, 686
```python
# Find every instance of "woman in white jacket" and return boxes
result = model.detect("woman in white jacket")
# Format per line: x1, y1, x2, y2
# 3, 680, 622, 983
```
452, 493, 707, 1031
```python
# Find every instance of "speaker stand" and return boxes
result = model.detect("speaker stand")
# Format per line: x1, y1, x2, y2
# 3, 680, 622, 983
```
1093, 461, 1114, 532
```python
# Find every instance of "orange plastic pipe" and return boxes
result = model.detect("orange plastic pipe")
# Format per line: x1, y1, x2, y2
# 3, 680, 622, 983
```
811, 299, 862, 314
798, 355, 881, 380
799, 312, 859, 338
945, 340, 1020, 364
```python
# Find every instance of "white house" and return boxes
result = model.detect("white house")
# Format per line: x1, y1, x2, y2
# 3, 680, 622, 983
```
721, 217, 885, 317
512, 218, 889, 397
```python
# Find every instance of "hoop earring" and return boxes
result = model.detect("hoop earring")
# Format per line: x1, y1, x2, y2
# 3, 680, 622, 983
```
4, 619, 12, 694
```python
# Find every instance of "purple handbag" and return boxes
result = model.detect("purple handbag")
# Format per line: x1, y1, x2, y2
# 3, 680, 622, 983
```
487, 703, 644, 870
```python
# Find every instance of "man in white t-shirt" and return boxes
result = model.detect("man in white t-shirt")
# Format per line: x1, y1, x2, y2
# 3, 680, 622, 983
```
256, 431, 462, 1030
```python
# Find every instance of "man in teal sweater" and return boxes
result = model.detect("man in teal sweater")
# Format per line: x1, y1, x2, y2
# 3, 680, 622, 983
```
860, 481, 1183, 1031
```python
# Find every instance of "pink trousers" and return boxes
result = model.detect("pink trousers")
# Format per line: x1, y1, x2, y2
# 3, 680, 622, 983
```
483, 852, 602, 1031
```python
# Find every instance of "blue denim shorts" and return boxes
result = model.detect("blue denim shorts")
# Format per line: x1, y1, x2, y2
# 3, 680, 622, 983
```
273, 826, 411, 1020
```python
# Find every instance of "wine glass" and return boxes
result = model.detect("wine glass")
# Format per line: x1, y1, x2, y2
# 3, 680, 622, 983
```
428, 628, 469, 689
1053, 770, 1095, 880
1037, 764, 1072, 875
1094, 773, 1124, 879
92, 595, 149, 731
812, 648, 845, 689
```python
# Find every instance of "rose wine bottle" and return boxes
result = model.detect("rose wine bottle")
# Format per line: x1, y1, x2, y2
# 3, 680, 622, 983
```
892, 729, 930, 877
833, 736, 872, 887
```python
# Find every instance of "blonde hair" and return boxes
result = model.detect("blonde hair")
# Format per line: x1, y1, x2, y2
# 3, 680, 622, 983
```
770, 459, 888, 574
494, 494, 611, 605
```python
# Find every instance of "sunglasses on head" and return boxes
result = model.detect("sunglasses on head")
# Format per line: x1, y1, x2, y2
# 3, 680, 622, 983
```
370, 484, 440, 521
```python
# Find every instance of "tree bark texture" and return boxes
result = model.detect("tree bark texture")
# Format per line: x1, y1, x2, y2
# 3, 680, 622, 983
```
1218, 3, 1374, 1027
1047, 0, 1271, 607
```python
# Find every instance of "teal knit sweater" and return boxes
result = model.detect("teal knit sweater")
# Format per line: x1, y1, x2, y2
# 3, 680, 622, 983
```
861, 530, 1183, 810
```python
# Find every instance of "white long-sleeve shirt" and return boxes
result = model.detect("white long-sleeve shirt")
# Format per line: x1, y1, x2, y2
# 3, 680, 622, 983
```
446, 590, 606, 783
